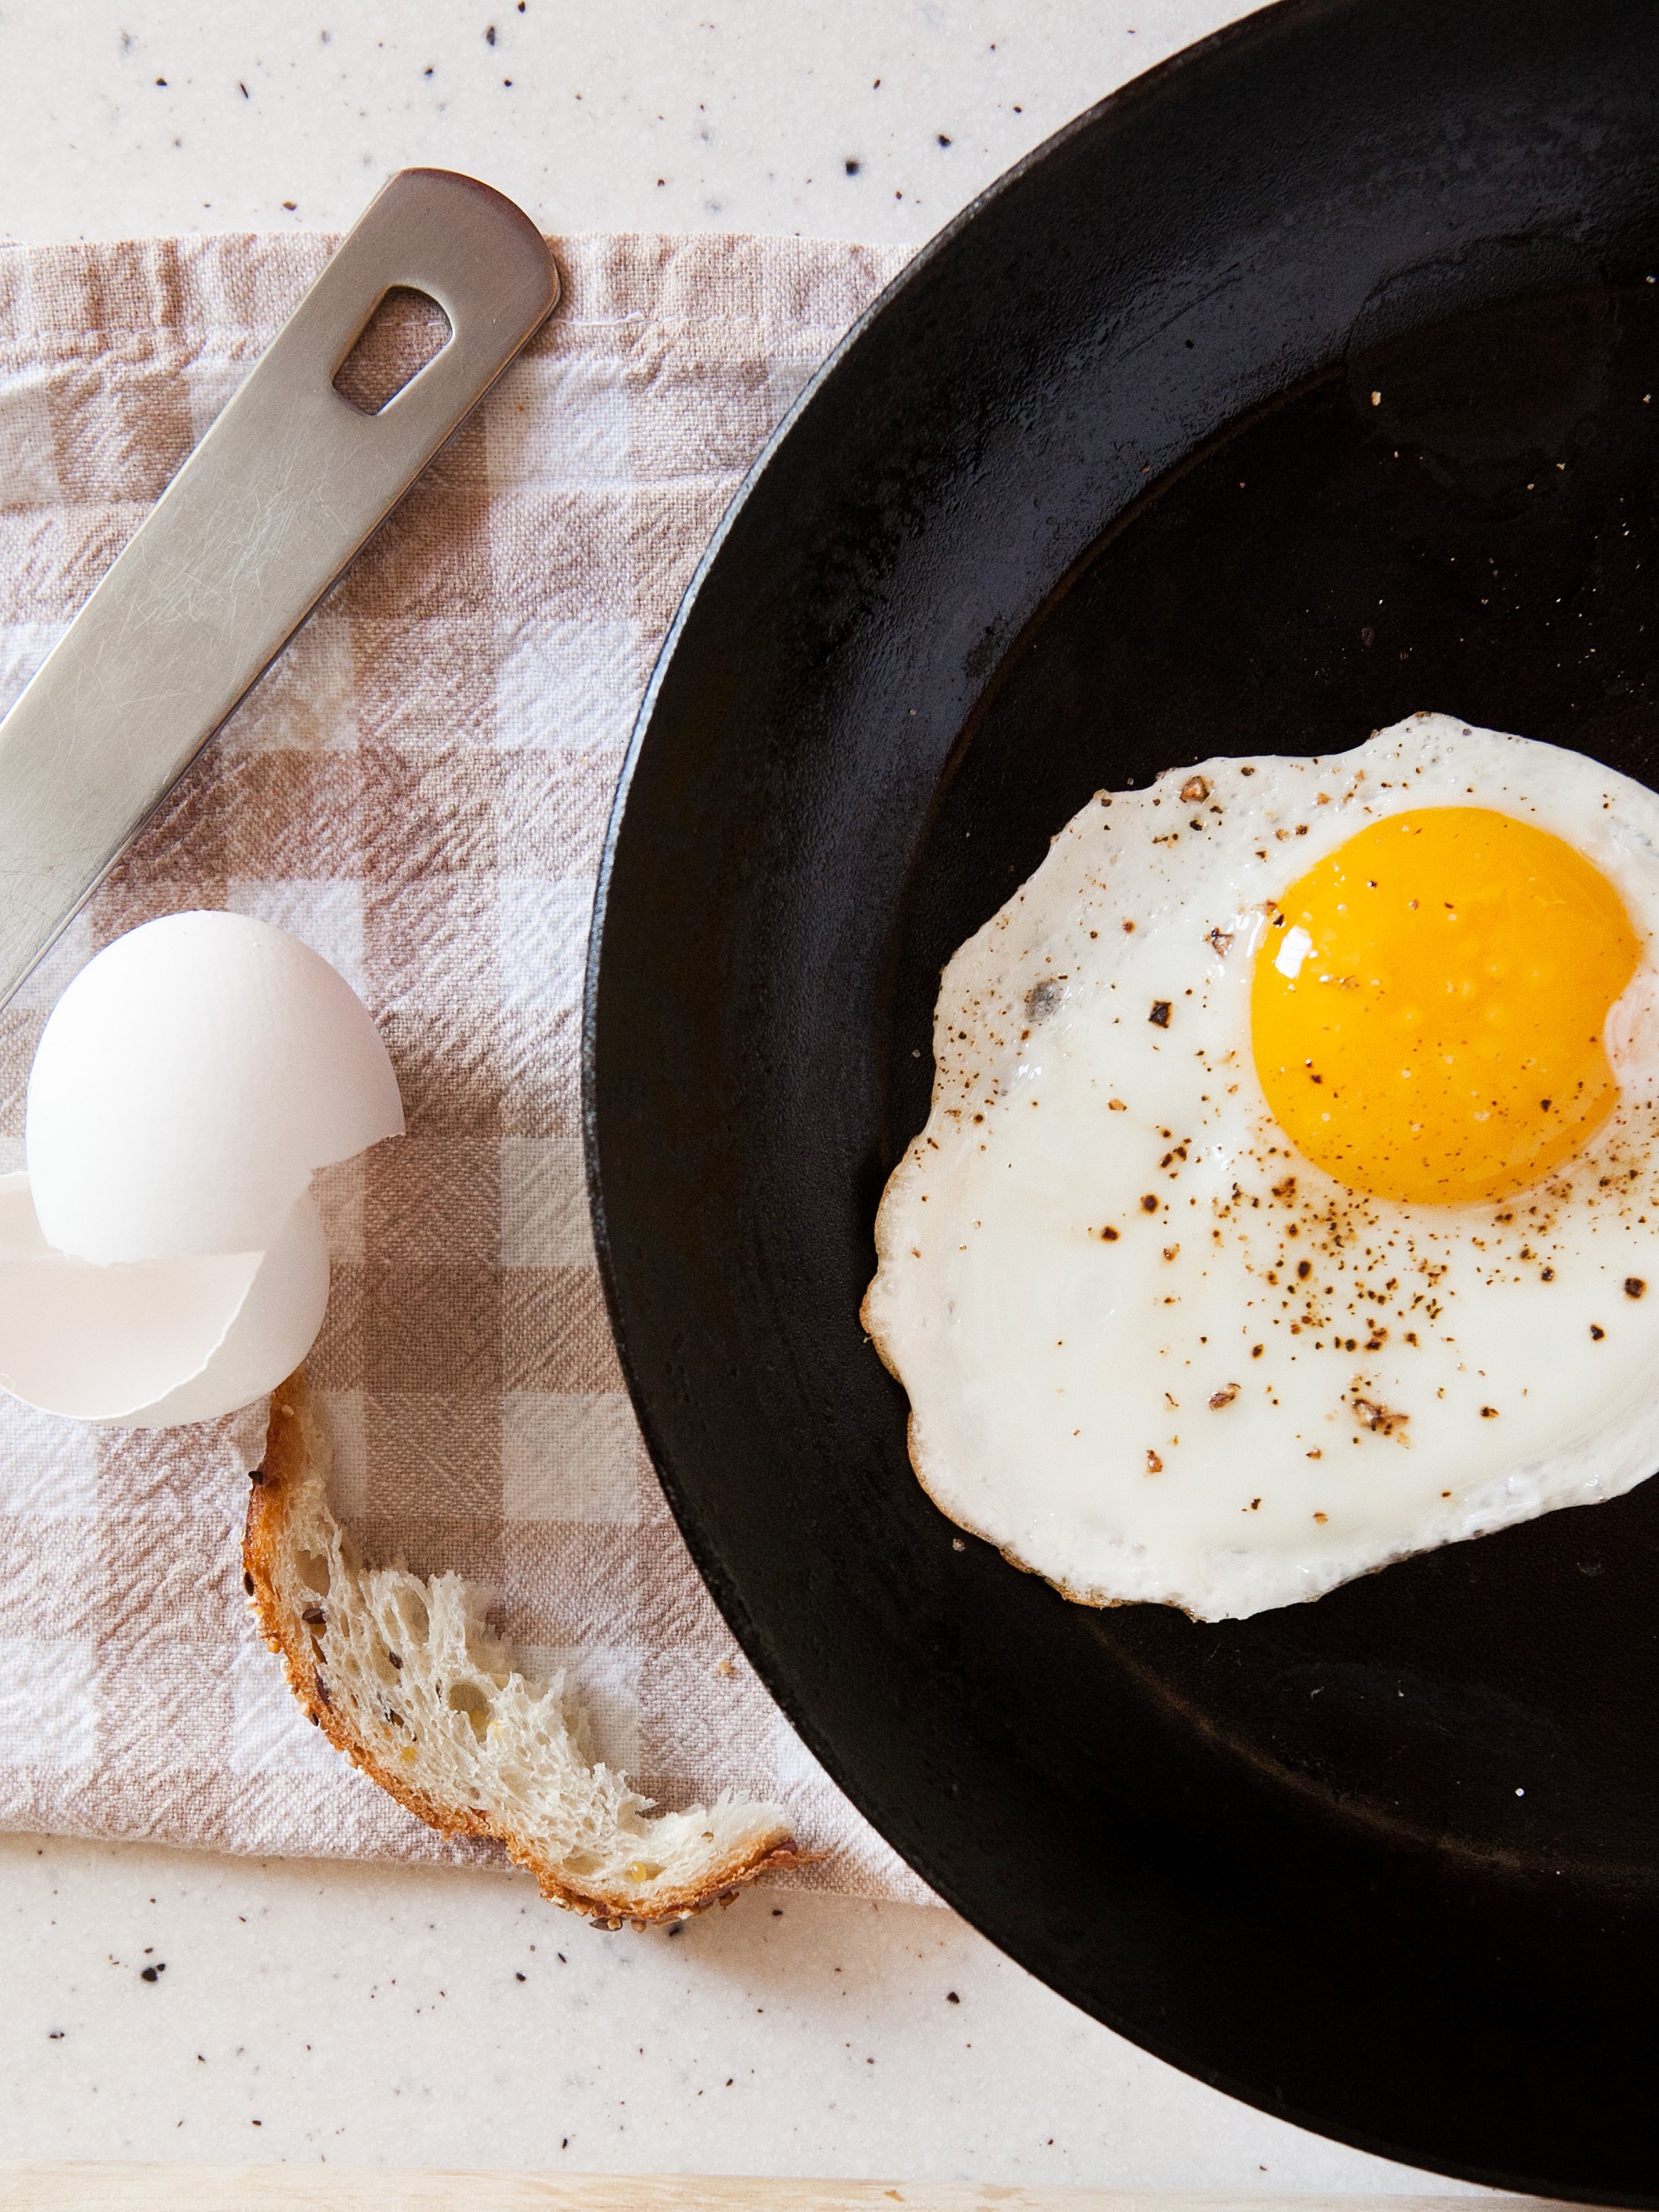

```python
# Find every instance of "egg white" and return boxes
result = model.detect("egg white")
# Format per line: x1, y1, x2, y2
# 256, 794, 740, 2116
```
864, 713, 1659, 1620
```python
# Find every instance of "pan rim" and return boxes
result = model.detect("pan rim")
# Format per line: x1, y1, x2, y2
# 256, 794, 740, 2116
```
581, 0, 1659, 2192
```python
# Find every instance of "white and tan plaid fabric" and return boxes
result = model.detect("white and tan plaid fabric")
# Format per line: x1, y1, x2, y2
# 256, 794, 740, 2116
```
0, 229, 932, 1901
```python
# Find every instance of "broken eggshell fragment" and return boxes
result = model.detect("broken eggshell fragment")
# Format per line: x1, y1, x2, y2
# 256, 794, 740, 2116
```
0, 909, 403, 1427
27, 911, 403, 1264
0, 1174, 329, 1425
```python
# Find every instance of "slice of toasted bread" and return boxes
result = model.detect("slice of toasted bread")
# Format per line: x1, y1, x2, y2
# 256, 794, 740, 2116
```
243, 1373, 805, 1926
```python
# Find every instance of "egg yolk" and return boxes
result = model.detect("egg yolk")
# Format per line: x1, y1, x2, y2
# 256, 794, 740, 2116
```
1250, 806, 1642, 1206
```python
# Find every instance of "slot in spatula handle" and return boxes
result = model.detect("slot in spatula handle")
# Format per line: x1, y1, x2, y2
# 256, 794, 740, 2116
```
0, 166, 558, 1004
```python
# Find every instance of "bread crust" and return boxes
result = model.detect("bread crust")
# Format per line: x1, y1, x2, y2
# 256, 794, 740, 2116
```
243, 1373, 810, 1927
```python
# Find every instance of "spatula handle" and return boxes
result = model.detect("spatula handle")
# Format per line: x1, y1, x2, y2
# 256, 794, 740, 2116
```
0, 167, 559, 1004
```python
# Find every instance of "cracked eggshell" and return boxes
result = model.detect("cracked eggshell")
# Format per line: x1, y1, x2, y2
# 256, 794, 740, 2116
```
0, 1177, 330, 1426
117, 1192, 331, 1427
26, 912, 403, 1263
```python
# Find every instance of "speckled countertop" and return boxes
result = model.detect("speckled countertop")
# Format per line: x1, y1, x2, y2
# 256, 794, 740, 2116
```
0, 0, 1481, 2188
0, 0, 1240, 247
2, 1833, 1468, 2185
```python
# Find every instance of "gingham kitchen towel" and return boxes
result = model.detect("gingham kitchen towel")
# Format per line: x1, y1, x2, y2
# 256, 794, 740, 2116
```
0, 228, 932, 1901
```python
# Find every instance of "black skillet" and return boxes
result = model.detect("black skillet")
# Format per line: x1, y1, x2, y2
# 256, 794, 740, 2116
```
586, 0, 1659, 2192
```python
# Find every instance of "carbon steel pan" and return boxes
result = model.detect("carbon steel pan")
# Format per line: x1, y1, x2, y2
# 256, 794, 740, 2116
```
587, 0, 1659, 2190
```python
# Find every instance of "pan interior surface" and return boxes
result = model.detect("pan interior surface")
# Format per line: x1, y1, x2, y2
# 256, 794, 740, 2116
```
894, 271, 1659, 1884
588, 0, 1659, 2192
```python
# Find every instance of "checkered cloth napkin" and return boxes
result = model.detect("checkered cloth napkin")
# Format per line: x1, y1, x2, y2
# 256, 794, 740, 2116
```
0, 227, 931, 1902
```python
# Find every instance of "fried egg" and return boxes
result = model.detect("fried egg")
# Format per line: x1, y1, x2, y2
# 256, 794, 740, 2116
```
864, 713, 1659, 1618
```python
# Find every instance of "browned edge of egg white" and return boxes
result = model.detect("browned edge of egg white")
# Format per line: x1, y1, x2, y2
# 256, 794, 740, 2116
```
864, 1280, 1452, 1624
863, 1277, 1147, 1613
242, 1371, 814, 1928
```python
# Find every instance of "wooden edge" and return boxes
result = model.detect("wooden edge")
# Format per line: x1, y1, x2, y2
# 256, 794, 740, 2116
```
0, 2177, 1590, 2212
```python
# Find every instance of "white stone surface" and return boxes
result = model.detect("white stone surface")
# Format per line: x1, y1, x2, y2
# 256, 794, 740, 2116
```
0, 0, 1256, 247
0, 0, 1479, 2188
0, 1833, 1470, 2187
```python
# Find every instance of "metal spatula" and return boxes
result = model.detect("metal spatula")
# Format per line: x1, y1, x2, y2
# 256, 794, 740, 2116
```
0, 166, 558, 1006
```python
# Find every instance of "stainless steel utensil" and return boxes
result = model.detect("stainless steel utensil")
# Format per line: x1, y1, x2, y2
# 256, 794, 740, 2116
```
0, 166, 558, 1004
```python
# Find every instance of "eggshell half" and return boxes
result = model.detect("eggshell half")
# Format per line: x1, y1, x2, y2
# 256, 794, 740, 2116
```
119, 1193, 331, 1427
27, 912, 403, 1262
0, 1175, 330, 1426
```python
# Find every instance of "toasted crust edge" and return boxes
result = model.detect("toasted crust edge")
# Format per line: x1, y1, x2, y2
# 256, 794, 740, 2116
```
242, 1373, 812, 1928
